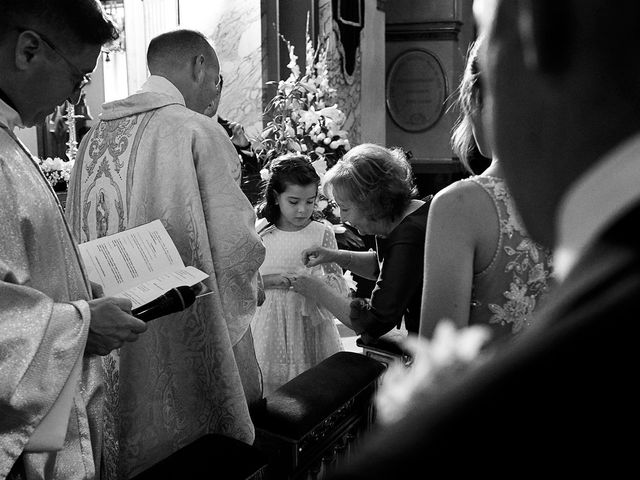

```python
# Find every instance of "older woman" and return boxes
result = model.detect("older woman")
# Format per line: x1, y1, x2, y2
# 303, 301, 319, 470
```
289, 143, 431, 340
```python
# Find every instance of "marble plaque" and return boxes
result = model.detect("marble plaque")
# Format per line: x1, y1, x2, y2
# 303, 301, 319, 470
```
386, 49, 447, 132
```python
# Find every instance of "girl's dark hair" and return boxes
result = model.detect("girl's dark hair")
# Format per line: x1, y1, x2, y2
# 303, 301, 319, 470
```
256, 153, 320, 225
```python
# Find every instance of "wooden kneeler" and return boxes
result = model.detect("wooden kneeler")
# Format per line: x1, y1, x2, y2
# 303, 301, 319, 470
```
251, 351, 386, 479
130, 433, 269, 480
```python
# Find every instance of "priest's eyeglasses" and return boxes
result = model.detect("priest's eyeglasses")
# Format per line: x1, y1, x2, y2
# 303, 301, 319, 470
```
20, 28, 92, 92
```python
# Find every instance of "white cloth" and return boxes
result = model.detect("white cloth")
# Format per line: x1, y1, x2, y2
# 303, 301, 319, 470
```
555, 132, 640, 281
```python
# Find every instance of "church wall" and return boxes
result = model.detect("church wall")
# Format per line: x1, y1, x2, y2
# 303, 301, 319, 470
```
384, 0, 477, 196
179, 0, 263, 139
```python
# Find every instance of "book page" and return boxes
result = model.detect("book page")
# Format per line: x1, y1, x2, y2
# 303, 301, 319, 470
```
78, 220, 208, 308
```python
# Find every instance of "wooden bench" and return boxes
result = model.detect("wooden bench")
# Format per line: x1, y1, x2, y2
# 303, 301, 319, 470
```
251, 351, 386, 479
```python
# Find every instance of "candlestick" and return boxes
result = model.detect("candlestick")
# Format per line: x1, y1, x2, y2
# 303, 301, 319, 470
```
64, 101, 79, 162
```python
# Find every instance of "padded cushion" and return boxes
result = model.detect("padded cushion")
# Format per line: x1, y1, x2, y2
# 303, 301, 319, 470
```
252, 351, 385, 439
130, 433, 268, 480
356, 331, 411, 358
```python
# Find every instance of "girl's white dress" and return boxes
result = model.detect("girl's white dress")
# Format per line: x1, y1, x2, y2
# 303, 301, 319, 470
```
251, 219, 350, 396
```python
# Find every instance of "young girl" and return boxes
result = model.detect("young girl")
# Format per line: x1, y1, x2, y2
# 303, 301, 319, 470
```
251, 153, 350, 396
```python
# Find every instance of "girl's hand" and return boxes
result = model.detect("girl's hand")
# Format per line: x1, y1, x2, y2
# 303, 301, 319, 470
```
262, 273, 293, 290
287, 273, 323, 300
301, 245, 333, 267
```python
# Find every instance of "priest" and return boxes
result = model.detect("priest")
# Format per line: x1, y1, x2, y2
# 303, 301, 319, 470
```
0, 1, 148, 479
65, 29, 266, 478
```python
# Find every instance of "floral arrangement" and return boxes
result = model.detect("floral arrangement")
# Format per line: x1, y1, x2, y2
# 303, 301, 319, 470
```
375, 320, 493, 426
37, 156, 74, 191
256, 15, 351, 226
256, 17, 351, 173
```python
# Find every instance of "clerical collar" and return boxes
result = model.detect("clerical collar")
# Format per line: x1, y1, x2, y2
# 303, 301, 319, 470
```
0, 96, 23, 132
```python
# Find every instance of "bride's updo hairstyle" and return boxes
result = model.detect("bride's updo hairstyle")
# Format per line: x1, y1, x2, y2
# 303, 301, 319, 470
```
256, 153, 320, 225
322, 143, 418, 224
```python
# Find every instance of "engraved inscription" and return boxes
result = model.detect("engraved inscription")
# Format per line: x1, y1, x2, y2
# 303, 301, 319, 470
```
386, 49, 447, 132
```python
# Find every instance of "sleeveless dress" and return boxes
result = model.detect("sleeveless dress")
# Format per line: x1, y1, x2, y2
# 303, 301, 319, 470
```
251, 220, 350, 396
467, 176, 554, 343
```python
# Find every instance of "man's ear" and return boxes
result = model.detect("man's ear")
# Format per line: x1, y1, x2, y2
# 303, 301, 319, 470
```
14, 30, 43, 71
191, 53, 206, 83
518, 0, 572, 74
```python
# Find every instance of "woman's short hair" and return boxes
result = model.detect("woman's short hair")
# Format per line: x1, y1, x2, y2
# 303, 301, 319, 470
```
256, 153, 320, 225
323, 143, 418, 223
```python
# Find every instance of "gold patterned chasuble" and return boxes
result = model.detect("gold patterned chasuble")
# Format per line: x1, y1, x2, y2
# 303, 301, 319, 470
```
1, 102, 103, 479
65, 76, 265, 479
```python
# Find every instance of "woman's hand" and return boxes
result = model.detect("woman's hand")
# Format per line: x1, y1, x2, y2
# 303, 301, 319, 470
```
301, 245, 334, 267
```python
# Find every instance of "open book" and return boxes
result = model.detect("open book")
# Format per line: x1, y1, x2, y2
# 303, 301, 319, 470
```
26, 221, 206, 452
77, 219, 209, 309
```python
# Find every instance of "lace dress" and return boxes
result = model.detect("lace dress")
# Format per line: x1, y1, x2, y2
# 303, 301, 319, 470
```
251, 220, 349, 396
467, 176, 554, 342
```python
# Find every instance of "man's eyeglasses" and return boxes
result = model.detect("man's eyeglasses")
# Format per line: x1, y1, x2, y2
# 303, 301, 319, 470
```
216, 74, 223, 92
20, 28, 92, 92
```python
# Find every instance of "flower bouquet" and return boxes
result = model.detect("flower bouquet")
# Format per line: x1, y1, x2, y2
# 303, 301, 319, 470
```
37, 156, 74, 192
256, 16, 351, 174
255, 17, 362, 245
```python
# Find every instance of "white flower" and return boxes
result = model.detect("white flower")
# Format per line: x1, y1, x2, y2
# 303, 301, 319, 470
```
37, 156, 74, 188
317, 105, 345, 126
285, 124, 296, 138
299, 108, 320, 127
311, 158, 327, 177
342, 269, 358, 292
285, 43, 300, 80
260, 168, 271, 181
375, 320, 492, 426
288, 139, 302, 152
331, 223, 346, 234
